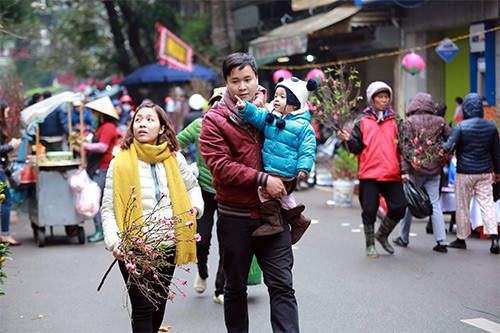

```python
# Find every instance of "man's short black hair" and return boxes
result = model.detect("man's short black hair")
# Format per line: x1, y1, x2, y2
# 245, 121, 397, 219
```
222, 53, 258, 80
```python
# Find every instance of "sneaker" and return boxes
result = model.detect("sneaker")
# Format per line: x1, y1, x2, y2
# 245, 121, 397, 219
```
213, 294, 224, 305
193, 272, 207, 293
448, 238, 467, 249
392, 236, 408, 248
433, 243, 448, 253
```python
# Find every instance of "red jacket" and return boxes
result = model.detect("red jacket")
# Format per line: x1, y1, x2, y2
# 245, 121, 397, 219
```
199, 93, 269, 217
347, 107, 403, 181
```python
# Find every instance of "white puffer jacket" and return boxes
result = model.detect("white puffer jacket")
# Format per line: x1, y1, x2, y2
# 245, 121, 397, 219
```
101, 152, 204, 251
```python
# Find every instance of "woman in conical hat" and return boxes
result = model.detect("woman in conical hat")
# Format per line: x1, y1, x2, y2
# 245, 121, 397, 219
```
80, 96, 120, 243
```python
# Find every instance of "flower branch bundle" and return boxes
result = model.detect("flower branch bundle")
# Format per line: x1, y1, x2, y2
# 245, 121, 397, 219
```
98, 187, 201, 309
310, 65, 363, 133
399, 124, 445, 170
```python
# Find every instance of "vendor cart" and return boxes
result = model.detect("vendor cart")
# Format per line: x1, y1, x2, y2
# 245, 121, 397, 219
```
29, 161, 85, 247
20, 91, 88, 247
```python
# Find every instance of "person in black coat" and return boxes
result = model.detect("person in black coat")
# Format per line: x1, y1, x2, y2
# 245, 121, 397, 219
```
443, 93, 500, 254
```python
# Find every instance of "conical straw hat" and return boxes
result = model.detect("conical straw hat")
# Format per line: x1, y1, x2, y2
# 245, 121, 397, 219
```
84, 96, 119, 120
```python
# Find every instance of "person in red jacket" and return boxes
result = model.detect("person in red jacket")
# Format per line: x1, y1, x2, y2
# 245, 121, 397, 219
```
199, 52, 298, 333
77, 96, 119, 242
338, 81, 408, 258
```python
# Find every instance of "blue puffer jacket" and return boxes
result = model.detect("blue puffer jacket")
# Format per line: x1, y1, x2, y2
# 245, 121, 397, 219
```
443, 93, 499, 174
238, 102, 316, 178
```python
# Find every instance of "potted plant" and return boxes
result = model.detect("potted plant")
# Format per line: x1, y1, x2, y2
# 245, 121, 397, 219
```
331, 150, 358, 207
331, 150, 358, 181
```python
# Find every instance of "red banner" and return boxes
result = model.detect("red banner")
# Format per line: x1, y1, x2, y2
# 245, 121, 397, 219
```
155, 22, 193, 71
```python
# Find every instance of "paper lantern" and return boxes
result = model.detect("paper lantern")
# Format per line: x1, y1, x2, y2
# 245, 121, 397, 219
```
306, 68, 325, 83
401, 52, 425, 75
273, 69, 293, 83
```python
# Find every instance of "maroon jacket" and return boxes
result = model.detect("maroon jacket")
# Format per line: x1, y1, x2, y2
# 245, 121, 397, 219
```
199, 92, 269, 218
400, 93, 452, 176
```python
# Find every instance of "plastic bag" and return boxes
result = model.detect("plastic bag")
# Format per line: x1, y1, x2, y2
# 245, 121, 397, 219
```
70, 167, 101, 219
404, 180, 433, 219
247, 255, 262, 286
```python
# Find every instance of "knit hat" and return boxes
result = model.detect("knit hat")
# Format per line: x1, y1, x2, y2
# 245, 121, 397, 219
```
406, 92, 435, 115
462, 93, 484, 119
366, 81, 393, 105
275, 77, 318, 113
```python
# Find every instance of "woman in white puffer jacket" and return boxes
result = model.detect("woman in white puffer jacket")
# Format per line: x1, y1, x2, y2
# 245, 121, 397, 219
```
101, 102, 203, 333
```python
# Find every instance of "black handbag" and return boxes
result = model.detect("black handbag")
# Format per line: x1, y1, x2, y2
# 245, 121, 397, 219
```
85, 134, 105, 178
404, 180, 433, 219
0, 156, 13, 177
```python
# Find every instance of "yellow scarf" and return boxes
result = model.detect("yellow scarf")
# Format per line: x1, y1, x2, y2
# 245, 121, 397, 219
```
113, 139, 197, 265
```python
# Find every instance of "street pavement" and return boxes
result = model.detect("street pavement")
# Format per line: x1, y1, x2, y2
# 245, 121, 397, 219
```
2, 185, 499, 333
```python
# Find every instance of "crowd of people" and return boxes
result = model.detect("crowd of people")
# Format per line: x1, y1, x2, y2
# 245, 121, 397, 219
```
1, 51, 498, 333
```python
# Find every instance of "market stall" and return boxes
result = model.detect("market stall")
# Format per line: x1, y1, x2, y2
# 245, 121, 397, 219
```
20, 92, 87, 247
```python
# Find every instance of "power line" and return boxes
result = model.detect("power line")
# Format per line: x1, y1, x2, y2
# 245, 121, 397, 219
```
259, 25, 500, 71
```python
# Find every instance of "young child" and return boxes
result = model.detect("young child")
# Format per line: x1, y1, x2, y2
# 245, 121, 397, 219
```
235, 77, 317, 244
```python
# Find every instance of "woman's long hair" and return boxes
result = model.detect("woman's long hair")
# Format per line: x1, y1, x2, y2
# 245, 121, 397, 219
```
120, 103, 180, 152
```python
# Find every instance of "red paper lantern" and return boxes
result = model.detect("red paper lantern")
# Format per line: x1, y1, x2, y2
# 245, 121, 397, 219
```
306, 68, 325, 83
272, 69, 293, 83
402, 52, 425, 75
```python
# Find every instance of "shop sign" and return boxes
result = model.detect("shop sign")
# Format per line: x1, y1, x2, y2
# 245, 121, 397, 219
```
469, 23, 485, 53
156, 22, 193, 71
249, 35, 308, 66
435, 38, 459, 62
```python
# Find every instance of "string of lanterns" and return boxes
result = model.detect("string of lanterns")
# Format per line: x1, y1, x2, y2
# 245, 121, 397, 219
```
261, 25, 500, 76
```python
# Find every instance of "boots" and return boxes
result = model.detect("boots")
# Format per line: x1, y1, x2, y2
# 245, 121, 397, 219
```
282, 204, 311, 245
490, 235, 499, 255
375, 216, 398, 254
364, 224, 379, 258
88, 224, 104, 243
252, 200, 284, 237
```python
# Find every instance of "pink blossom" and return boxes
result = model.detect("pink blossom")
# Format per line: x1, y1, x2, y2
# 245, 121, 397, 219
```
179, 278, 187, 285
185, 220, 194, 226
126, 263, 136, 270
318, 111, 323, 116
131, 194, 138, 200
173, 151, 177, 156
186, 267, 192, 272
153, 253, 159, 259
169, 294, 175, 301
189, 208, 196, 216
128, 251, 134, 255
135, 203, 139, 208
181, 292, 187, 298
426, 140, 432, 145
130, 185, 136, 190
153, 274, 159, 280
333, 114, 338, 121
420, 128, 426, 133
194, 233, 202, 242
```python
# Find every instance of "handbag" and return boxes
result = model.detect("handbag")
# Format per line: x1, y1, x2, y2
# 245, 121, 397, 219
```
0, 156, 13, 177
404, 180, 433, 219
85, 134, 105, 178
